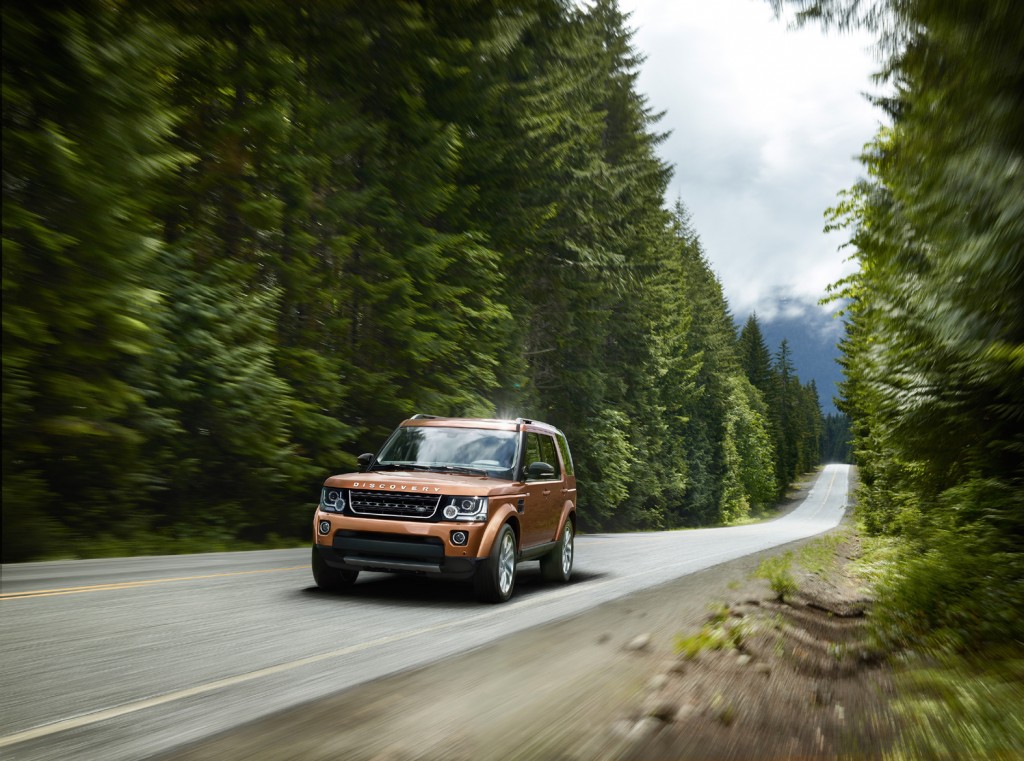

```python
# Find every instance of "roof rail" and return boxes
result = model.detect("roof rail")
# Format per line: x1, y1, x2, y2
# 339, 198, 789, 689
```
515, 417, 534, 425
410, 413, 439, 420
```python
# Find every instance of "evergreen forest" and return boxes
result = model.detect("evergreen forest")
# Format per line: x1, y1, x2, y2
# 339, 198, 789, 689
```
2, 0, 828, 562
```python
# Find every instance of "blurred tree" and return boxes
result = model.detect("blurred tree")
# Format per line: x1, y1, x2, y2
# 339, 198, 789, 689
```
2, 0, 185, 558
780, 0, 1024, 651
148, 0, 315, 536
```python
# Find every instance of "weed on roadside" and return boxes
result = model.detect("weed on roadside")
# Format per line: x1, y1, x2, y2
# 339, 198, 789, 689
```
674, 603, 754, 659
752, 551, 799, 602
797, 531, 847, 579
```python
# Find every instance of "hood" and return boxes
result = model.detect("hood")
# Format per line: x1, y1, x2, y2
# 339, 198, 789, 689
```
323, 469, 522, 497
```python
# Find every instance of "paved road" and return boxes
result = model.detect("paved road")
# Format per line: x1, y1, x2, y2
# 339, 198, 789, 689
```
0, 464, 850, 760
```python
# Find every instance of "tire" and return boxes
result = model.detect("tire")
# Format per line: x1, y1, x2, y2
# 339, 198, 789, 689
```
540, 518, 574, 583
474, 524, 517, 603
312, 547, 358, 592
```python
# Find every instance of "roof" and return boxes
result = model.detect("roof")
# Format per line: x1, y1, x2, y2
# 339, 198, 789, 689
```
400, 416, 560, 433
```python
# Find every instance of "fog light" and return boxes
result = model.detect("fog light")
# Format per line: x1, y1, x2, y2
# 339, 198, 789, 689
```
318, 520, 331, 536
451, 530, 468, 546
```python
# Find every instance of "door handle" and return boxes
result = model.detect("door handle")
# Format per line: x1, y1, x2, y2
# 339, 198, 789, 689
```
542, 489, 551, 496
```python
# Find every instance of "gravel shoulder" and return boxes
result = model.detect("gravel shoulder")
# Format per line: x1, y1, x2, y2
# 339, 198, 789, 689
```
162, 475, 895, 761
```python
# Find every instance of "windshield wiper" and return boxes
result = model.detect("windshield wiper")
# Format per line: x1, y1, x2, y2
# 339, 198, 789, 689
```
373, 463, 433, 472
431, 464, 490, 476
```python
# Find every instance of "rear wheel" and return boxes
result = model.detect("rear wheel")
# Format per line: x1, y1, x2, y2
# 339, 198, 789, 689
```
474, 524, 517, 603
312, 547, 358, 591
540, 519, 574, 582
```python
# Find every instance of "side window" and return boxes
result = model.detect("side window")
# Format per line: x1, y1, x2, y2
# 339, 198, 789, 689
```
524, 433, 542, 473
555, 432, 574, 477
538, 435, 561, 478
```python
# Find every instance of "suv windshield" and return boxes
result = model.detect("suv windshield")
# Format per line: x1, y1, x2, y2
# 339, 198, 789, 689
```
377, 426, 517, 477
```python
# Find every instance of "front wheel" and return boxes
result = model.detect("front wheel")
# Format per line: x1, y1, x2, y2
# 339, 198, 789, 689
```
540, 519, 574, 582
474, 524, 517, 603
312, 547, 358, 592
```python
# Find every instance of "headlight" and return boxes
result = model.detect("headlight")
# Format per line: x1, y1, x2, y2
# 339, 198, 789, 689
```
320, 487, 346, 513
443, 496, 488, 522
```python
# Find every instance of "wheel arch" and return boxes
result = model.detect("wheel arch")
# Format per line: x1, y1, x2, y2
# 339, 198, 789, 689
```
479, 504, 521, 556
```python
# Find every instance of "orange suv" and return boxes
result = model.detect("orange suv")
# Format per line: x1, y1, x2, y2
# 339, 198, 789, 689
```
312, 415, 577, 602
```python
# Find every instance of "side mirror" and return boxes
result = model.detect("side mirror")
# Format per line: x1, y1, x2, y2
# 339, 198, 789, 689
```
357, 452, 375, 470
526, 461, 555, 480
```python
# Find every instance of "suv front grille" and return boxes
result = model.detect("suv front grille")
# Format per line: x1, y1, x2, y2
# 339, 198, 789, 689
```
348, 490, 441, 520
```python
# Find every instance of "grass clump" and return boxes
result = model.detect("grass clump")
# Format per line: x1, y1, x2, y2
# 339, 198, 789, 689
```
797, 531, 847, 578
752, 551, 798, 602
674, 604, 752, 659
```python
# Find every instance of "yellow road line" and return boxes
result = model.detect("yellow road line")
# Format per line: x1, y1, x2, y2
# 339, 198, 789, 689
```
0, 566, 307, 601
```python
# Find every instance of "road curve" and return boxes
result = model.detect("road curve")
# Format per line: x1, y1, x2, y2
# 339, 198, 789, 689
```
0, 464, 850, 760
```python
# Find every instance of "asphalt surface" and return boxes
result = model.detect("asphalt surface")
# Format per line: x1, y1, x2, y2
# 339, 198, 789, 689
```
0, 464, 850, 760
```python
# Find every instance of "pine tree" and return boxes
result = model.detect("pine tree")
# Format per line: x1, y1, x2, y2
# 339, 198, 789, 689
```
738, 314, 774, 394
666, 205, 740, 525
768, 339, 802, 490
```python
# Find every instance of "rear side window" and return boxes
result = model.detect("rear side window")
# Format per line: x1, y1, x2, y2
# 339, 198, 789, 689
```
555, 431, 574, 476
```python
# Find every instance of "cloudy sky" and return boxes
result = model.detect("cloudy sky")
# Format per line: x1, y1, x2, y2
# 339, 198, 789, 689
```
620, 0, 884, 320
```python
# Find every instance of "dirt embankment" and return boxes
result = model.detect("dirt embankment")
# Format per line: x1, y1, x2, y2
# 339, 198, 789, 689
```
596, 530, 897, 761
164, 485, 897, 761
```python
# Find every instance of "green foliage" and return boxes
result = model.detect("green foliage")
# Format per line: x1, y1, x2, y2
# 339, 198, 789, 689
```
854, 529, 1024, 760
675, 624, 735, 660
869, 499, 1024, 655
753, 551, 799, 602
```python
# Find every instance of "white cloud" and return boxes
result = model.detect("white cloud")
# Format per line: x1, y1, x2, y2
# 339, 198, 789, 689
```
623, 0, 882, 316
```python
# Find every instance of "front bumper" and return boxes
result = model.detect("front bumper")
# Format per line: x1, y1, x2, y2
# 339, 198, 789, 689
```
315, 543, 479, 579
314, 512, 486, 580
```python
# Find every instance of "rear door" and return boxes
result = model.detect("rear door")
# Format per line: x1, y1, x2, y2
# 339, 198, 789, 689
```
520, 430, 564, 547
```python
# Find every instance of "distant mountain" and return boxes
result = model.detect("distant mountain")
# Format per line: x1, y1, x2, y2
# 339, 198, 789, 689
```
739, 297, 846, 415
